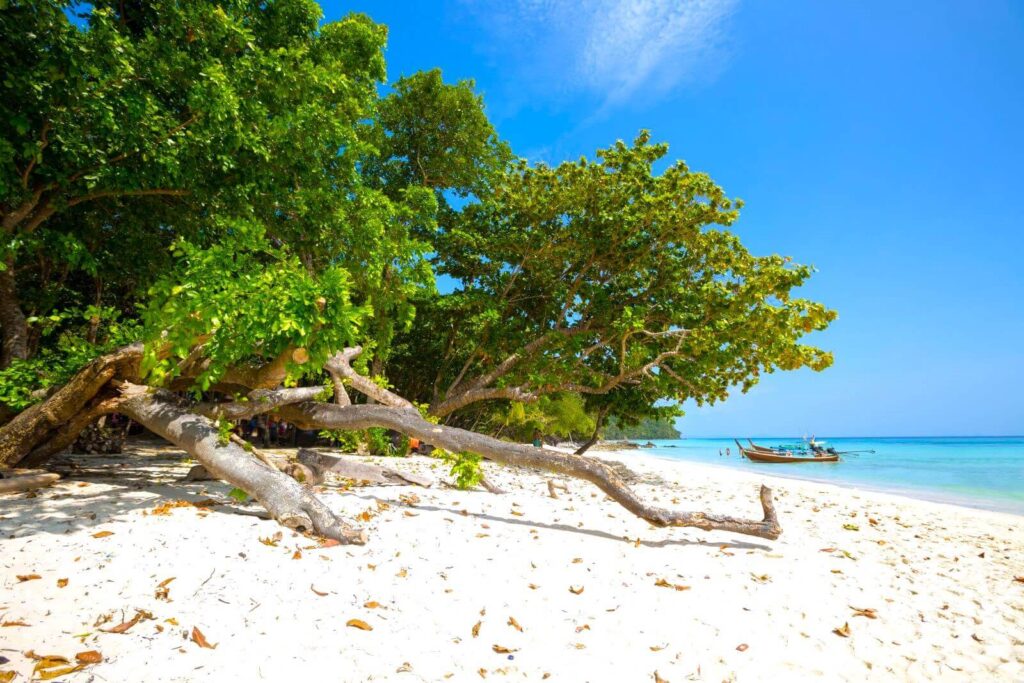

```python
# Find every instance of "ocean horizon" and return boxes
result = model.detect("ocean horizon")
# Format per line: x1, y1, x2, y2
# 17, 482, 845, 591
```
615, 436, 1024, 516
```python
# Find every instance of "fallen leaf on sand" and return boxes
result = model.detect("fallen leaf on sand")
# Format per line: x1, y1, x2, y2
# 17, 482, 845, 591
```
472, 621, 482, 638
654, 578, 690, 591
103, 610, 151, 634
649, 644, 666, 652
32, 656, 83, 681
843, 524, 860, 531
364, 601, 382, 609
259, 531, 283, 547
492, 644, 518, 654
850, 606, 878, 619
57, 578, 68, 588
819, 547, 837, 553
2, 620, 29, 627
191, 627, 217, 649
750, 573, 771, 584
528, 583, 539, 590
1014, 576, 1024, 584
573, 643, 586, 649
310, 585, 328, 597
165, 617, 179, 626
92, 531, 114, 538
319, 538, 341, 548
346, 619, 372, 631
75, 651, 102, 664
292, 550, 302, 560
736, 643, 749, 652
654, 672, 669, 683
833, 622, 851, 637
971, 633, 984, 643
155, 577, 175, 601
0, 671, 15, 683
16, 574, 41, 582
575, 624, 590, 633
507, 616, 522, 632
569, 585, 584, 595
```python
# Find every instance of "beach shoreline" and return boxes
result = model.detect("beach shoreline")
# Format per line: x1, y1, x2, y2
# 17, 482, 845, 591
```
2, 443, 1022, 681
604, 446, 1024, 519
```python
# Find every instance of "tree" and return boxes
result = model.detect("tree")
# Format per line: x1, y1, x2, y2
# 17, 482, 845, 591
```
0, 0, 835, 545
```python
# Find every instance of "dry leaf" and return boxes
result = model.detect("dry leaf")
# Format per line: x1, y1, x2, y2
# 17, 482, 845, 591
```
319, 538, 341, 548
2, 620, 29, 627
155, 577, 175, 601
569, 585, 584, 595
292, 550, 302, 560
971, 633, 984, 643
472, 621, 482, 638
736, 643, 749, 652
16, 574, 41, 582
850, 606, 878, 619
654, 671, 669, 683
104, 610, 147, 634
0, 672, 15, 683
1014, 576, 1024, 584
57, 578, 68, 588
492, 644, 518, 654
843, 524, 860, 531
191, 626, 217, 648
572, 557, 583, 564
75, 651, 102, 664
649, 644, 666, 652
92, 531, 114, 538
819, 547, 837, 553
259, 531, 283, 547
573, 643, 586, 650
507, 616, 522, 632
364, 601, 382, 609
528, 583, 539, 590
832, 622, 851, 637
165, 617, 179, 626
310, 585, 328, 597
346, 619, 372, 631
654, 578, 690, 591
750, 573, 771, 584
575, 624, 590, 633
396, 568, 408, 578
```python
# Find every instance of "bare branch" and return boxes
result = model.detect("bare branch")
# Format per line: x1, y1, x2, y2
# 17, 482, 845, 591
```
325, 347, 415, 410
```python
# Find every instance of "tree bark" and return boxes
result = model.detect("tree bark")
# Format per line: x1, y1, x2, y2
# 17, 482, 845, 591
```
295, 449, 433, 487
280, 402, 781, 540
0, 262, 28, 369
117, 385, 366, 544
0, 471, 60, 495
0, 344, 142, 468
575, 405, 609, 455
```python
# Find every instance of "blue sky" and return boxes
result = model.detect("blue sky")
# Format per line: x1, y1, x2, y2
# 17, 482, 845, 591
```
324, 0, 1024, 437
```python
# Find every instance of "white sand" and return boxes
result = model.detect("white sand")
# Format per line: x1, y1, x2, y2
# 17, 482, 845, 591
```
2, 443, 1022, 682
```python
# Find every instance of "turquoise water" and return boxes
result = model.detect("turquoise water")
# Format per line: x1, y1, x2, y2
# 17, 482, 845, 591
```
631, 437, 1024, 515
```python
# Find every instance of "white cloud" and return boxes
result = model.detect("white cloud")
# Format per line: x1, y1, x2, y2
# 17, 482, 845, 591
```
457, 0, 737, 108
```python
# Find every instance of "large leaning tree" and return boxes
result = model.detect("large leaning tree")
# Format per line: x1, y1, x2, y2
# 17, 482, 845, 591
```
0, 0, 835, 544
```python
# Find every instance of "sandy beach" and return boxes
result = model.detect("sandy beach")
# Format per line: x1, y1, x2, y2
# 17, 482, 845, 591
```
2, 443, 1022, 682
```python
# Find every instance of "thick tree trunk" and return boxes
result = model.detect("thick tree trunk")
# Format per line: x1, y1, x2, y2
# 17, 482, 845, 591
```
0, 262, 28, 369
0, 470, 61, 495
117, 386, 366, 544
281, 402, 781, 540
0, 344, 142, 468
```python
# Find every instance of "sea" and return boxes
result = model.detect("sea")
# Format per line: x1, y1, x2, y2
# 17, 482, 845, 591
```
625, 437, 1024, 516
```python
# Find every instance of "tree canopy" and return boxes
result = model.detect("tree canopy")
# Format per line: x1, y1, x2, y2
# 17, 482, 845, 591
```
0, 0, 832, 541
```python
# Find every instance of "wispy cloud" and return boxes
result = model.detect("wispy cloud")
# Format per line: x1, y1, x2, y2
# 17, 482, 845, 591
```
456, 0, 737, 109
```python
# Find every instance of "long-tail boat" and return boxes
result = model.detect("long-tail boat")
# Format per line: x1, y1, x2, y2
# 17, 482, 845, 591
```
734, 439, 840, 463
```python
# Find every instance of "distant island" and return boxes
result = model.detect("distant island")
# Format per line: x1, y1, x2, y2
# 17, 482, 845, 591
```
602, 417, 681, 440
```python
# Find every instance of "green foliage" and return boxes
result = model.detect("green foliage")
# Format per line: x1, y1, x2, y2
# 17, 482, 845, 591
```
435, 449, 483, 490
500, 394, 595, 442
228, 487, 250, 503
603, 416, 681, 440
215, 417, 234, 447
0, 308, 139, 410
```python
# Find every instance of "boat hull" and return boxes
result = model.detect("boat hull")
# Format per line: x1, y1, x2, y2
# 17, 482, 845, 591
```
742, 449, 839, 463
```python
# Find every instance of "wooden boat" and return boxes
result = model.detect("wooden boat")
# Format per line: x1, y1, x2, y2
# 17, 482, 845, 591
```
734, 439, 839, 463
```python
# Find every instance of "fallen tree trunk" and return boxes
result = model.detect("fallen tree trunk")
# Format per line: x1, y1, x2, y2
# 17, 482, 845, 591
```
117, 385, 366, 544
0, 470, 60, 495
280, 402, 781, 540
296, 449, 433, 487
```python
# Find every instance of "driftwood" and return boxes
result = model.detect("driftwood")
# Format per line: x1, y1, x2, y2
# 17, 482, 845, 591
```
0, 470, 60, 495
296, 449, 433, 488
